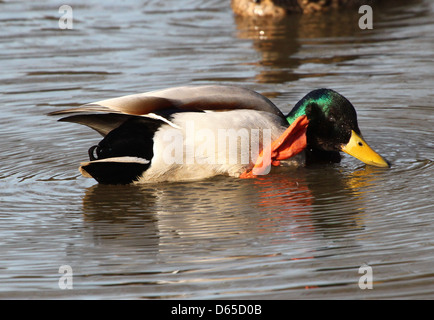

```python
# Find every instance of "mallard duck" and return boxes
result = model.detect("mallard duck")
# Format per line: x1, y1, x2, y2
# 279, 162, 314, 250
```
51, 85, 389, 184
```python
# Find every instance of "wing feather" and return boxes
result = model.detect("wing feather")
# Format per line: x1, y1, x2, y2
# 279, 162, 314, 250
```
49, 85, 284, 117
58, 113, 133, 136
49, 85, 285, 135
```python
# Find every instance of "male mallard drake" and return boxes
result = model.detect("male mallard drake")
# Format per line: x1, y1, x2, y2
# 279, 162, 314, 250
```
51, 85, 389, 184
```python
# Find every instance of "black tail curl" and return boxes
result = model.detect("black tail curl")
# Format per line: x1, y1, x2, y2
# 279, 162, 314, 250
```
80, 116, 165, 184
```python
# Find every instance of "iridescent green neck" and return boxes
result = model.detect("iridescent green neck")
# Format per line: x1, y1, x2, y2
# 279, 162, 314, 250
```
286, 104, 308, 125
286, 92, 333, 124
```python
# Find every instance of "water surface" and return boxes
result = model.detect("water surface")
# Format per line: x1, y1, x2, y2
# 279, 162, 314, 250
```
0, 0, 433, 299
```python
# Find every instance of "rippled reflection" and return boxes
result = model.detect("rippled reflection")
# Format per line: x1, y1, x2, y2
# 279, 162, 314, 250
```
79, 165, 388, 251
233, 0, 424, 85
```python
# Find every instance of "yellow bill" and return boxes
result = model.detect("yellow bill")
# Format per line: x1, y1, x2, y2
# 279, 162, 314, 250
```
341, 130, 390, 168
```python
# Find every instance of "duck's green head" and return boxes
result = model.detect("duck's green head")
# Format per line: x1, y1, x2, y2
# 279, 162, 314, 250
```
286, 89, 390, 168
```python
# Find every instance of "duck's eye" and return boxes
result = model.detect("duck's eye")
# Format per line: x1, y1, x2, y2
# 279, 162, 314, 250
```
358, 142, 363, 146
252, 0, 261, 3
328, 116, 336, 123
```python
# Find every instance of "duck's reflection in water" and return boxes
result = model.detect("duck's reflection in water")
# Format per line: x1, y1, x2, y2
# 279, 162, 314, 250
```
80, 165, 379, 258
